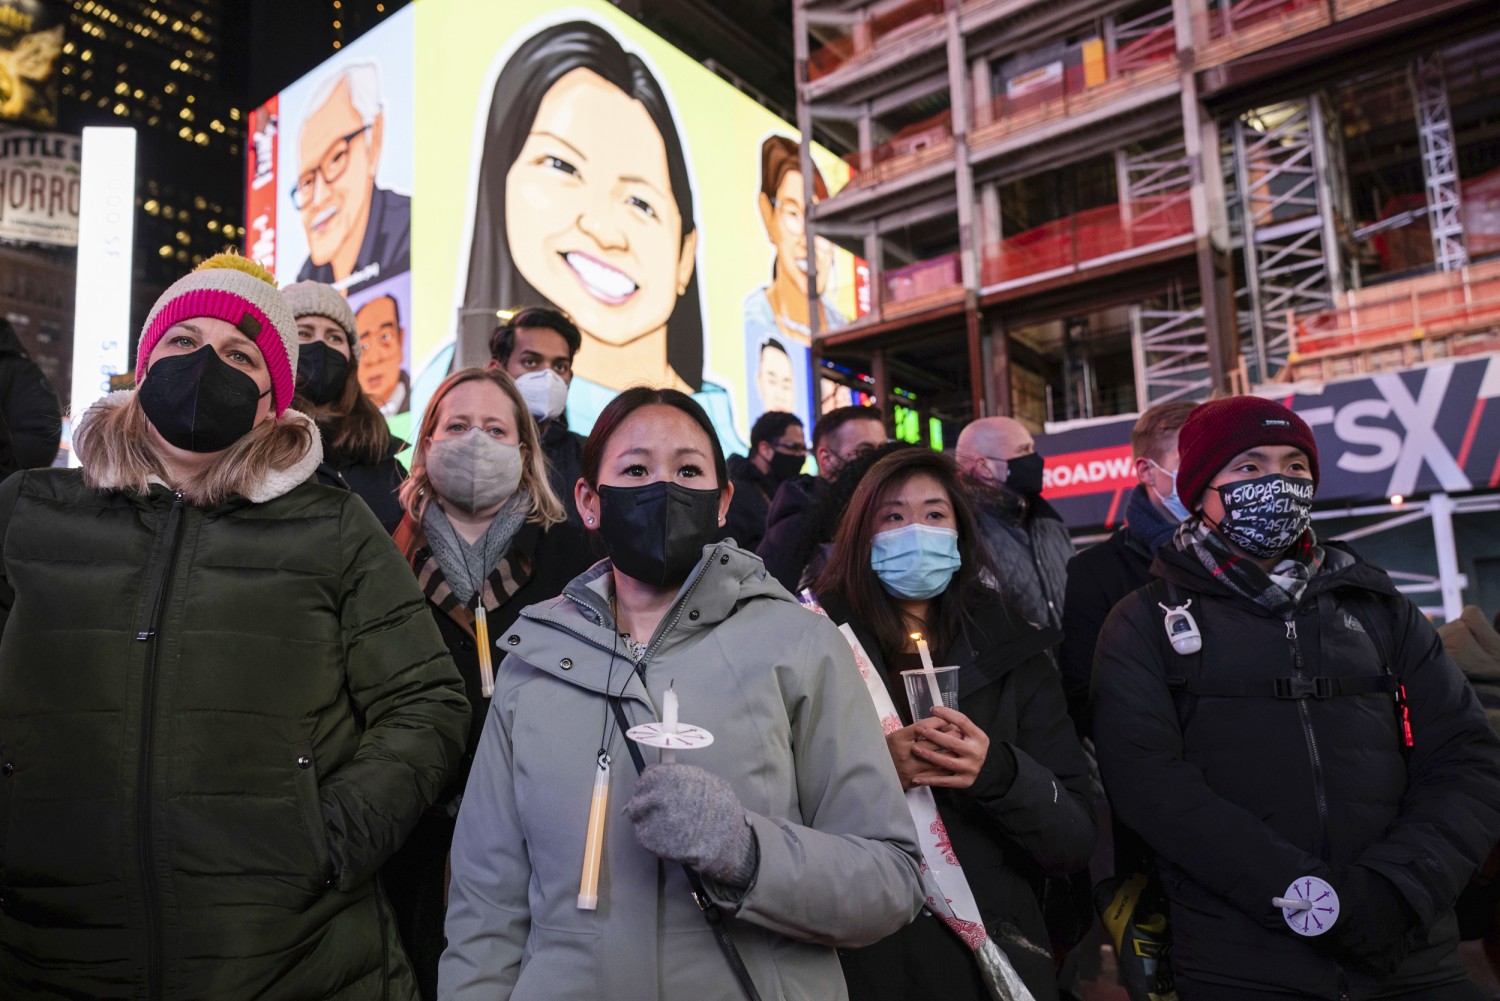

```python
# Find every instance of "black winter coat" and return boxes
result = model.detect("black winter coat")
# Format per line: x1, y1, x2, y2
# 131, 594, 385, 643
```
723, 455, 777, 552
972, 492, 1074, 630
0, 321, 60, 472
539, 418, 587, 531
1058, 485, 1180, 736
822, 592, 1096, 1001
396, 516, 595, 793
1092, 542, 1500, 998
756, 474, 826, 592
316, 436, 407, 534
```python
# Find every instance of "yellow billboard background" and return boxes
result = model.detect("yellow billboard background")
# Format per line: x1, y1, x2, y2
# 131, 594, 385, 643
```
412, 0, 862, 453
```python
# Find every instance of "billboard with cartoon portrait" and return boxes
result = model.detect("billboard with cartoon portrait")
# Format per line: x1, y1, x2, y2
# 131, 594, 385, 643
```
247, 0, 866, 453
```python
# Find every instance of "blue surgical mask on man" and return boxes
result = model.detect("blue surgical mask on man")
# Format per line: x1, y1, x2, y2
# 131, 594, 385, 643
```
1148, 459, 1191, 522
870, 524, 962, 600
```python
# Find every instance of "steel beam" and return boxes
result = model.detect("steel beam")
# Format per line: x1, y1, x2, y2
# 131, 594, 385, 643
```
1412, 54, 1469, 272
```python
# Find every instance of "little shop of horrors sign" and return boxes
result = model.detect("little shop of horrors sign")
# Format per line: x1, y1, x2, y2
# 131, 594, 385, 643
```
0, 128, 79, 246
1034, 356, 1500, 528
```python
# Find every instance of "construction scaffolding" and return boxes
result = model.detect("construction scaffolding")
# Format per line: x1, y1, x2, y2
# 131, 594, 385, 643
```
1232, 97, 1345, 382
1412, 54, 1470, 273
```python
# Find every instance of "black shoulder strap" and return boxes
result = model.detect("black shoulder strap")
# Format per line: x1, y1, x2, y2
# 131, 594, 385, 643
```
1338, 591, 1397, 673
1336, 590, 1413, 754
1150, 579, 1203, 731
609, 698, 765, 1001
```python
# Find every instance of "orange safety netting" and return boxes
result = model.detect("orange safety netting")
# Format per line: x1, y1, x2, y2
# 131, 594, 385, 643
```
1205, 0, 1323, 40
842, 110, 954, 182
980, 195, 1194, 286
1292, 258, 1500, 357
882, 251, 962, 305
807, 0, 945, 81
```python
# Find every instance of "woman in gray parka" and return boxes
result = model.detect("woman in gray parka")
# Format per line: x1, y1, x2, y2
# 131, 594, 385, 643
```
439, 387, 926, 1001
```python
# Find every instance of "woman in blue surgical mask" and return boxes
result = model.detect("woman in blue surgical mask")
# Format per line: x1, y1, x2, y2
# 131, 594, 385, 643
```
808, 448, 1096, 1001
386, 366, 593, 1000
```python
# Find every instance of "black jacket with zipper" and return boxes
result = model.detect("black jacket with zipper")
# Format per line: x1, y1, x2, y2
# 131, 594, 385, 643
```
722, 455, 778, 553
315, 435, 407, 535
1092, 541, 1500, 998
821, 590, 1096, 1001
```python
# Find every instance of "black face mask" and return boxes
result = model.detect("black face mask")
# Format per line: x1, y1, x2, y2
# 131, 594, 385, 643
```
769, 450, 805, 483
1211, 473, 1315, 559
1006, 451, 1045, 496
596, 481, 721, 588
138, 345, 271, 453
296, 340, 349, 406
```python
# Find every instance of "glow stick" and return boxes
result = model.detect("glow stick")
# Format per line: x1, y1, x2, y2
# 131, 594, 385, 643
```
577, 755, 610, 910
476, 605, 494, 697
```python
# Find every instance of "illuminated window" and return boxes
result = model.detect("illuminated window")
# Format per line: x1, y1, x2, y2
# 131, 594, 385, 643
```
892, 404, 920, 445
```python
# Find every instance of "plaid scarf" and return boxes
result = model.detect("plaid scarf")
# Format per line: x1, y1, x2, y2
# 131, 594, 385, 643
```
1172, 517, 1324, 619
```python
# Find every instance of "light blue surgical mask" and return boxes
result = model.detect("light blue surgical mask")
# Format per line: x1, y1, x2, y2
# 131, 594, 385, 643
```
1148, 459, 1191, 522
870, 524, 962, 600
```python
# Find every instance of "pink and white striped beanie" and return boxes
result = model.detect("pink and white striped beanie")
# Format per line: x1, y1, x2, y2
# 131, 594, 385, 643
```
136, 254, 299, 416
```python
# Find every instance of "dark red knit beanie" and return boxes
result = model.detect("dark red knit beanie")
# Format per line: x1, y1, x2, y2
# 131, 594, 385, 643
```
1176, 396, 1320, 510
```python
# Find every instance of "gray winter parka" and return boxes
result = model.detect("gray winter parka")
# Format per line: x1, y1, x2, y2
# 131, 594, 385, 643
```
439, 543, 926, 1001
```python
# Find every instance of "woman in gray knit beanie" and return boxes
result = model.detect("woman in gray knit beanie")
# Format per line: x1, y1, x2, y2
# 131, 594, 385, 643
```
283, 279, 408, 532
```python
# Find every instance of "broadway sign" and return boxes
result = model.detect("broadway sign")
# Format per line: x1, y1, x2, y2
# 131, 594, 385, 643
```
0, 127, 79, 245
1034, 355, 1500, 528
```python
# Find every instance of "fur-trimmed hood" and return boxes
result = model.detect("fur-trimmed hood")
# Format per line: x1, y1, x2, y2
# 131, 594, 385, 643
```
73, 390, 324, 504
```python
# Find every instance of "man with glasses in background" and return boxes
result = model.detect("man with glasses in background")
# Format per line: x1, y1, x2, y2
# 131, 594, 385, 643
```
758, 404, 886, 591
724, 411, 807, 553
293, 61, 410, 294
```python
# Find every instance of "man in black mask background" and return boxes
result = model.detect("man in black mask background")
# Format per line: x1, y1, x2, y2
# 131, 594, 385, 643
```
722, 410, 805, 553
955, 416, 1074, 630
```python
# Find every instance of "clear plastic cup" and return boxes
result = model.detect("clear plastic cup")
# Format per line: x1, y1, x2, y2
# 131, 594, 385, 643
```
900, 665, 960, 721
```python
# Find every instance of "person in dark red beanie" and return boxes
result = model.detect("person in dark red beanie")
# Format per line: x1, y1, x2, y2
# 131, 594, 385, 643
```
1090, 395, 1500, 1001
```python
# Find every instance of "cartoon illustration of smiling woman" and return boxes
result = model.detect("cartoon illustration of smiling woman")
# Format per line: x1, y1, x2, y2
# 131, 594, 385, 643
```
459, 20, 745, 453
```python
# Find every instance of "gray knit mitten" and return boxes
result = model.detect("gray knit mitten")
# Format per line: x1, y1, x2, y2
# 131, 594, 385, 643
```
623, 763, 759, 887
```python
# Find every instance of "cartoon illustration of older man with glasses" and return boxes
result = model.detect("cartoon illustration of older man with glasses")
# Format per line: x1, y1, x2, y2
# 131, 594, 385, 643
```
293, 61, 411, 294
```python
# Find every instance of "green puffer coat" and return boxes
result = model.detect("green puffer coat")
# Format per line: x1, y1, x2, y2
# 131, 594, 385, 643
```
0, 394, 471, 1000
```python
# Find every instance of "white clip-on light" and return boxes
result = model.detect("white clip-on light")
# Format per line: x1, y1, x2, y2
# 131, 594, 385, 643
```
1159, 597, 1202, 655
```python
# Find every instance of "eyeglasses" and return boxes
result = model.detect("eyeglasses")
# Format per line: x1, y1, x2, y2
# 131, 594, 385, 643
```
771, 198, 806, 234
774, 441, 808, 456
290, 125, 372, 208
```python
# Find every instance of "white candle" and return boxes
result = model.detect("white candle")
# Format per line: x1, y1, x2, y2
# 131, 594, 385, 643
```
911, 632, 944, 713
661, 686, 680, 764
911, 633, 935, 672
